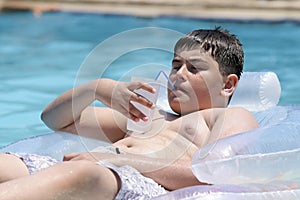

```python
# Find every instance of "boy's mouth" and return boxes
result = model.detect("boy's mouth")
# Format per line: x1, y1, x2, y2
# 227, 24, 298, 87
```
170, 87, 185, 98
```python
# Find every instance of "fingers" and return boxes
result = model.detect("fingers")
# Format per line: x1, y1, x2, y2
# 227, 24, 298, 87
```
128, 103, 149, 122
141, 83, 157, 94
63, 152, 81, 161
113, 81, 157, 122
128, 81, 156, 94
128, 82, 157, 122
63, 152, 98, 162
130, 92, 155, 109
129, 81, 157, 107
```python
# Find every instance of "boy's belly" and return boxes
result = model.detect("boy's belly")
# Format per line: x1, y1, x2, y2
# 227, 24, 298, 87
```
114, 130, 198, 160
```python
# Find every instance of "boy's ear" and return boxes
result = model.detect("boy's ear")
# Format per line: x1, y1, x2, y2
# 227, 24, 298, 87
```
221, 74, 238, 98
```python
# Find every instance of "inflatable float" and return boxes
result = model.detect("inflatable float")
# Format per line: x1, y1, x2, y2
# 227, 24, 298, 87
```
1, 72, 300, 199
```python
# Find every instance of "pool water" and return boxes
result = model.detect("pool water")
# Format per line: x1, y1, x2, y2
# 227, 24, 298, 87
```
1, 11, 300, 147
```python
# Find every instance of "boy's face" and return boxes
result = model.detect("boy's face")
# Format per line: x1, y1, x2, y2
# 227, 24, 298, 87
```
168, 48, 225, 114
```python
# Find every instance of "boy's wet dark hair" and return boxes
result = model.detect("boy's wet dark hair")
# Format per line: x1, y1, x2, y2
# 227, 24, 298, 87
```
174, 27, 244, 79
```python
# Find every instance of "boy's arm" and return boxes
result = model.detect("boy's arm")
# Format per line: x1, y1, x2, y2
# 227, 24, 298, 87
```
64, 152, 202, 190
41, 80, 102, 132
41, 79, 156, 142
114, 155, 202, 190
134, 156, 202, 190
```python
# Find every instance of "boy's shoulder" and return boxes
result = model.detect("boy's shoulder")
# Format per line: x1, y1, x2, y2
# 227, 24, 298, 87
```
211, 106, 258, 124
225, 107, 256, 119
201, 107, 259, 138
204, 106, 253, 116
221, 107, 259, 137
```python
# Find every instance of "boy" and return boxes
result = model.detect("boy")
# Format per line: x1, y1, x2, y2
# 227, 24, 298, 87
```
0, 27, 258, 200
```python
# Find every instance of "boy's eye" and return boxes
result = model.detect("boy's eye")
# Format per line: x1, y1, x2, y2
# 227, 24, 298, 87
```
190, 66, 197, 70
172, 66, 180, 70
189, 65, 199, 73
172, 62, 181, 70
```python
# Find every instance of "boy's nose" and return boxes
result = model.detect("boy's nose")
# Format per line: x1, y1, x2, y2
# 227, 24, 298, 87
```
176, 65, 188, 81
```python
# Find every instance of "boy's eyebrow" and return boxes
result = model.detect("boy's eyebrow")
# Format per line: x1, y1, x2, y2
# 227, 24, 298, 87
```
172, 56, 209, 65
172, 57, 182, 62
188, 56, 208, 64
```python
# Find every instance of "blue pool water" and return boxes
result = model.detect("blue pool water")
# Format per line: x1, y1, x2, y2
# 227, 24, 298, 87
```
1, 11, 300, 147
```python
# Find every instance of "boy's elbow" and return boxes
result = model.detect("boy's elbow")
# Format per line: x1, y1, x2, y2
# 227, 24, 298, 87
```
40, 110, 74, 133
40, 111, 47, 126
40, 111, 59, 131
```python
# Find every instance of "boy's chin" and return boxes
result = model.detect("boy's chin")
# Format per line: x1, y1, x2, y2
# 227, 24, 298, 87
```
170, 103, 200, 115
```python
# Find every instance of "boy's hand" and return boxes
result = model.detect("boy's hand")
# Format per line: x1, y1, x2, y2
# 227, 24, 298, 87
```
63, 152, 117, 163
63, 152, 97, 162
111, 81, 156, 122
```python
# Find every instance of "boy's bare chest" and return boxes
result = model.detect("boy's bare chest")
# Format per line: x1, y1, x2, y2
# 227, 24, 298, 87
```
168, 112, 211, 148
116, 109, 211, 154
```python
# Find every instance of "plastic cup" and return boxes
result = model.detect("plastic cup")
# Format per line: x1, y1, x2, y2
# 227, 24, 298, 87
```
127, 77, 160, 133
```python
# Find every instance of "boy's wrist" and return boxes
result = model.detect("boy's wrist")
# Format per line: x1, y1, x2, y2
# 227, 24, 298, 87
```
94, 78, 117, 106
